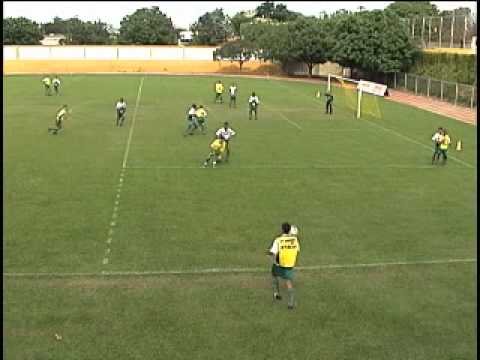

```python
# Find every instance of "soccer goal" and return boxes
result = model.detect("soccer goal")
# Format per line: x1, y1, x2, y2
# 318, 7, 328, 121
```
327, 74, 385, 119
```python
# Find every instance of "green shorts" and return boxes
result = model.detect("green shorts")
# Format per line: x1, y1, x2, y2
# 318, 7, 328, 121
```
271, 264, 294, 280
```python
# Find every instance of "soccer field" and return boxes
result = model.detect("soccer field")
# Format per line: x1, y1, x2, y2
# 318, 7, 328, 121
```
4, 74, 477, 359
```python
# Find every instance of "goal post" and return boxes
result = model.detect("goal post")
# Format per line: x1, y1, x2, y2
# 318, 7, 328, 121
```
327, 74, 386, 119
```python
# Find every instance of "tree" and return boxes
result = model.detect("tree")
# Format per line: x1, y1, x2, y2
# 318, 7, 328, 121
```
256, 1, 276, 19
215, 40, 254, 70
191, 8, 232, 45
331, 10, 419, 78
231, 11, 252, 37
43, 17, 113, 44
119, 6, 177, 44
386, 1, 439, 18
3, 17, 43, 45
286, 18, 333, 76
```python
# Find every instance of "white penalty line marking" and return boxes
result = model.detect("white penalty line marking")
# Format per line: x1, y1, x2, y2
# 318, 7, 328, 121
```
263, 103, 302, 131
363, 119, 475, 169
122, 76, 145, 169
3, 258, 476, 278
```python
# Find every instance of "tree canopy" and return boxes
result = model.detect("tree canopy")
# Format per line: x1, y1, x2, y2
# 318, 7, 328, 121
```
190, 8, 232, 45
386, 1, 439, 18
255, 1, 301, 22
43, 17, 112, 44
215, 39, 255, 70
119, 7, 177, 45
331, 10, 419, 73
3, 17, 43, 45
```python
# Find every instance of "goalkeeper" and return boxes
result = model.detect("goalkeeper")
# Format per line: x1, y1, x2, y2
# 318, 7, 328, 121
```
325, 92, 333, 114
203, 136, 226, 168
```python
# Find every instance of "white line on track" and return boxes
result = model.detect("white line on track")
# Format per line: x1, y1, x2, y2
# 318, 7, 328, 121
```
3, 258, 476, 278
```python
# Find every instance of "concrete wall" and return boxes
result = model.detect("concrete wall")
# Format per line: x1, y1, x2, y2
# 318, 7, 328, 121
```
3, 46, 285, 75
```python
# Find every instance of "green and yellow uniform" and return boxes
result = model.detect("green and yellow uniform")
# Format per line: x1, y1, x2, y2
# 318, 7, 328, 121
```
269, 234, 300, 280
439, 134, 451, 163
214, 82, 224, 103
42, 77, 52, 95
56, 108, 67, 128
210, 138, 226, 157
196, 107, 207, 133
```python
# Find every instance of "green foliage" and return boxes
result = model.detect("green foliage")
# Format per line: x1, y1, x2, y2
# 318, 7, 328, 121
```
43, 17, 112, 45
255, 1, 301, 22
190, 8, 232, 45
119, 6, 177, 45
331, 10, 420, 73
3, 17, 43, 45
231, 12, 252, 37
215, 40, 254, 70
411, 52, 476, 85
386, 1, 439, 18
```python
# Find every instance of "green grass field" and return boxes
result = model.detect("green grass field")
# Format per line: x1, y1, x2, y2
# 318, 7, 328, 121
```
4, 74, 477, 359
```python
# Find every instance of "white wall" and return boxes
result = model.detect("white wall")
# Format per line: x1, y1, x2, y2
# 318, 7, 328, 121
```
3, 46, 17, 60
3, 46, 218, 61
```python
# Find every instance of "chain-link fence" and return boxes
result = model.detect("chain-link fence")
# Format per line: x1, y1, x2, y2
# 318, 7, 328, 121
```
404, 14, 476, 49
387, 72, 477, 108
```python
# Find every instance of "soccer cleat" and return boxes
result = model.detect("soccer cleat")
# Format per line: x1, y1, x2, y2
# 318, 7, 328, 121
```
274, 293, 282, 301
288, 305, 294, 310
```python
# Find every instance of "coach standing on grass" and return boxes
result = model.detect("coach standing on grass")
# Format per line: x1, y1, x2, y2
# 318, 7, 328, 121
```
267, 222, 300, 310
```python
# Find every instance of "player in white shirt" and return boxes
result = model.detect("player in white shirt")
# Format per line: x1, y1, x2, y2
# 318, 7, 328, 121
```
215, 121, 236, 161
229, 83, 238, 108
116, 98, 127, 127
248, 92, 260, 120
52, 76, 61, 95
431, 127, 443, 164
184, 104, 198, 136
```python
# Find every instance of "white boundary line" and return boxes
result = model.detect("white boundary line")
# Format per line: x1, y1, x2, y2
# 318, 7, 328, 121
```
263, 103, 303, 130
122, 76, 145, 169
101, 77, 144, 268
125, 164, 470, 170
3, 258, 476, 278
362, 119, 475, 169
277, 79, 476, 169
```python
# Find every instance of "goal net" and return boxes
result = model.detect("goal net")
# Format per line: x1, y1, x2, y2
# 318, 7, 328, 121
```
327, 74, 384, 119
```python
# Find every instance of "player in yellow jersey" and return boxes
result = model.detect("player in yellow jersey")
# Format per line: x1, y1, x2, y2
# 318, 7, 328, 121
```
438, 129, 451, 165
48, 104, 70, 135
42, 75, 52, 96
214, 80, 225, 104
195, 105, 208, 134
267, 222, 300, 309
203, 136, 226, 168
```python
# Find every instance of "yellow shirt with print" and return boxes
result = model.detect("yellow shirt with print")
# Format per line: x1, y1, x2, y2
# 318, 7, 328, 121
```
196, 108, 207, 119
440, 134, 451, 150
276, 235, 300, 268
215, 83, 224, 94
56, 108, 67, 121
210, 139, 226, 154
43, 77, 51, 86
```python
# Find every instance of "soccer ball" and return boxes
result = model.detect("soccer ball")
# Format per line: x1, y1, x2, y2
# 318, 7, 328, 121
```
289, 225, 298, 236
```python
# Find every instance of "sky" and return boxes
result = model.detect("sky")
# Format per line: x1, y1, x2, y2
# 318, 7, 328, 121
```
3, 1, 477, 29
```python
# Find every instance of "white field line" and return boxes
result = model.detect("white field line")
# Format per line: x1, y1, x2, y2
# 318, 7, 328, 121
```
262, 103, 303, 131
275, 81, 476, 169
362, 119, 475, 169
122, 76, 144, 169
3, 258, 476, 278
125, 164, 469, 170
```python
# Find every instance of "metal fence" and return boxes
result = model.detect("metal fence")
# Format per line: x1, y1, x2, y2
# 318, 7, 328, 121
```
387, 72, 477, 108
402, 14, 476, 49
